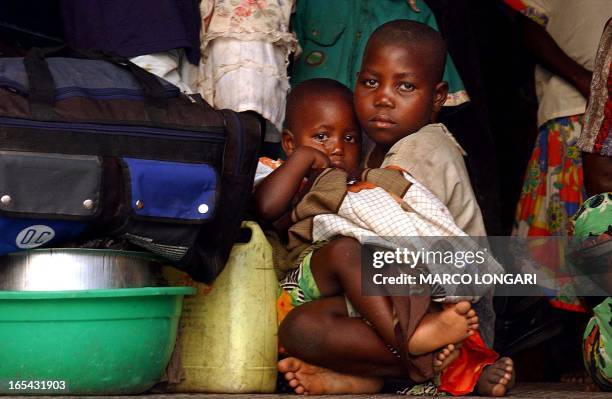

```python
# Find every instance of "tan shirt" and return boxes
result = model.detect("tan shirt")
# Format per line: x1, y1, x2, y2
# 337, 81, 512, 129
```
380, 123, 487, 236
520, 0, 612, 126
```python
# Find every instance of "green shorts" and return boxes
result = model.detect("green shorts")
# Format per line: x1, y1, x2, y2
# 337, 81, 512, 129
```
278, 250, 360, 317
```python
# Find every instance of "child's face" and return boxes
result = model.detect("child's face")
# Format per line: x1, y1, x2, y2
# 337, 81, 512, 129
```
284, 96, 361, 171
354, 42, 448, 147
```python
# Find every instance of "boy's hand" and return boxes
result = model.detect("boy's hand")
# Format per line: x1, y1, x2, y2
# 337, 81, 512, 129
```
254, 146, 329, 221
294, 146, 331, 169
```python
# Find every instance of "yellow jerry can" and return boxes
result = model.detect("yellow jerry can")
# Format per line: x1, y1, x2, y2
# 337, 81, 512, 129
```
163, 221, 278, 393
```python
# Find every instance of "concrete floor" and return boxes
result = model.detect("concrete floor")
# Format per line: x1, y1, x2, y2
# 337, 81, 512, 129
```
4, 383, 612, 398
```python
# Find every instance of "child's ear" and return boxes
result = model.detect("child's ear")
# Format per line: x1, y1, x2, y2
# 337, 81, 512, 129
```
430, 81, 449, 122
281, 129, 296, 156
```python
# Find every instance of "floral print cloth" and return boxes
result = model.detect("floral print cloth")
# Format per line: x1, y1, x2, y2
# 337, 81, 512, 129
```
513, 115, 586, 312
197, 0, 297, 131
583, 298, 612, 391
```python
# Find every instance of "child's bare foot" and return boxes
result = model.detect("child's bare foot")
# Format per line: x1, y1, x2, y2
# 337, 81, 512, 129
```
476, 357, 515, 397
278, 357, 383, 395
586, 379, 601, 392
433, 343, 461, 373
408, 301, 478, 355
560, 370, 588, 384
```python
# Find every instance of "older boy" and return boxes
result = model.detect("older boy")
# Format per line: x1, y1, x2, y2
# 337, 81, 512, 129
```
355, 20, 485, 237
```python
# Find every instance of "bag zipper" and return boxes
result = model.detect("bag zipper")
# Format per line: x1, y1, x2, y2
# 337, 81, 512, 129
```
0, 116, 225, 142
54, 87, 179, 102
1, 79, 179, 101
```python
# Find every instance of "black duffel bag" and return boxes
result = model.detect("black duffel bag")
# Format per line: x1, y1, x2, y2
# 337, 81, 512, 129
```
0, 47, 262, 282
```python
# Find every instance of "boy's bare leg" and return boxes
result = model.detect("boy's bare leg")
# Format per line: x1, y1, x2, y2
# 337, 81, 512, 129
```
310, 237, 478, 356
279, 296, 406, 378
309, 237, 399, 350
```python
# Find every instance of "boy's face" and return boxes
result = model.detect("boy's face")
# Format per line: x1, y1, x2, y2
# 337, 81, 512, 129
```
283, 96, 361, 171
354, 42, 448, 147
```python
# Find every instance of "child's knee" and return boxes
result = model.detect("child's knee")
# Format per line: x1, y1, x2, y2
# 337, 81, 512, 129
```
278, 306, 327, 355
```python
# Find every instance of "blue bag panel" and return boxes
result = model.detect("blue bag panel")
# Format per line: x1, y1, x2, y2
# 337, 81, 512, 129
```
0, 218, 87, 255
122, 158, 217, 222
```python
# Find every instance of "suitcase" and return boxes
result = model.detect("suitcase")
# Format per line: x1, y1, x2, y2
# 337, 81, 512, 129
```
0, 47, 262, 282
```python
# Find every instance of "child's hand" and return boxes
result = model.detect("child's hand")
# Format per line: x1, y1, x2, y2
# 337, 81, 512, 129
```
254, 146, 330, 221
294, 146, 331, 169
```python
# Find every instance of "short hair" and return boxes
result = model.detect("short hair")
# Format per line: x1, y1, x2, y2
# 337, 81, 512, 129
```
365, 19, 447, 83
285, 78, 353, 131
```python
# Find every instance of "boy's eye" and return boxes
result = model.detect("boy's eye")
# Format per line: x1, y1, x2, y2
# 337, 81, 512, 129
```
363, 79, 378, 88
344, 134, 358, 143
398, 82, 415, 92
313, 133, 328, 142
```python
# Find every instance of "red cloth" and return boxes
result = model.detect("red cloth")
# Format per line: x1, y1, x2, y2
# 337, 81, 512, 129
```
438, 331, 499, 396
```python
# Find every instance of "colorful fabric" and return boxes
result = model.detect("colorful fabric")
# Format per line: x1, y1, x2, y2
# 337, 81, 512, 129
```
573, 194, 612, 390
583, 298, 612, 391
277, 250, 321, 324
513, 115, 586, 312
572, 193, 612, 241
438, 332, 499, 396
398, 332, 499, 396
200, 0, 296, 51
290, 0, 468, 106
578, 20, 612, 156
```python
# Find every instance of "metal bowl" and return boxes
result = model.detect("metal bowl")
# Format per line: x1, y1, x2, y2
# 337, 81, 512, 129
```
0, 248, 167, 291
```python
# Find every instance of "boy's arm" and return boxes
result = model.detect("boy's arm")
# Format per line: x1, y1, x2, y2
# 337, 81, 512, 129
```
254, 147, 330, 221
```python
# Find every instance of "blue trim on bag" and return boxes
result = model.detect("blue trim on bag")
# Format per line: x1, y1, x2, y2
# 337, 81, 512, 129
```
123, 158, 217, 222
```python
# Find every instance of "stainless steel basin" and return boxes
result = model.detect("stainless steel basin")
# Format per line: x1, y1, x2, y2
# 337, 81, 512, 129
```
0, 248, 167, 291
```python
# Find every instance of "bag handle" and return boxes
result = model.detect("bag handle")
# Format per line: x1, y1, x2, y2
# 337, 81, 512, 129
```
23, 46, 168, 121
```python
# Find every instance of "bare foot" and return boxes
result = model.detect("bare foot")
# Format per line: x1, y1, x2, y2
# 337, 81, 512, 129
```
408, 301, 477, 355
586, 379, 601, 392
278, 357, 383, 395
560, 370, 588, 384
433, 343, 461, 373
476, 357, 515, 397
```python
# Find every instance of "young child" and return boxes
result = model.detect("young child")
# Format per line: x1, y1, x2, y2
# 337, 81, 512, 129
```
275, 22, 515, 396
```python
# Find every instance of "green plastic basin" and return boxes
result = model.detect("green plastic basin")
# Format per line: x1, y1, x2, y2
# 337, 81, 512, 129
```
0, 287, 195, 395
